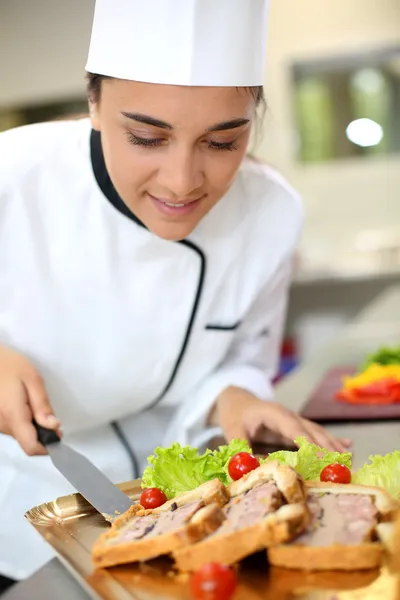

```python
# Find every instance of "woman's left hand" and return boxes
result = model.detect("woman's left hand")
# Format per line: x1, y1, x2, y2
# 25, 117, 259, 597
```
215, 386, 352, 453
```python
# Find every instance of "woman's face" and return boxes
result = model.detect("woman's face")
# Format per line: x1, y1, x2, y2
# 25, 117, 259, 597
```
90, 79, 256, 240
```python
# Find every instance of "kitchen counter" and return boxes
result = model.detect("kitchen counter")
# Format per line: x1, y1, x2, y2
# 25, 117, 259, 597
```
276, 286, 400, 469
4, 285, 400, 600
293, 264, 400, 286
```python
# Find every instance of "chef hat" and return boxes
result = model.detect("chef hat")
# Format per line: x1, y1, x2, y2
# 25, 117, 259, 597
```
85, 0, 269, 87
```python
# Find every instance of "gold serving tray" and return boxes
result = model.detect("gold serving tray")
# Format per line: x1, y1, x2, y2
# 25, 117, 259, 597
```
25, 480, 400, 600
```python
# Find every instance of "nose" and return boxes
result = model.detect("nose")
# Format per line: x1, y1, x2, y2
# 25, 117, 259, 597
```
156, 144, 204, 199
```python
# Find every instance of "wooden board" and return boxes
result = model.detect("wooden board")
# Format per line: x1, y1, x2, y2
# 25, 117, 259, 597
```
301, 366, 400, 423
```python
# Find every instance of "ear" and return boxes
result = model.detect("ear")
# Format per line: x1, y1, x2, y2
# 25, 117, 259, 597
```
89, 101, 101, 131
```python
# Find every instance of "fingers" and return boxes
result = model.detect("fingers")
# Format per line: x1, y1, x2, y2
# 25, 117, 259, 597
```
299, 418, 352, 453
24, 373, 60, 429
298, 421, 340, 452
252, 411, 309, 449
338, 437, 352, 448
267, 408, 311, 446
217, 396, 251, 444
247, 401, 352, 453
215, 391, 352, 456
12, 414, 48, 457
1, 380, 47, 456
0, 359, 59, 455
220, 415, 249, 443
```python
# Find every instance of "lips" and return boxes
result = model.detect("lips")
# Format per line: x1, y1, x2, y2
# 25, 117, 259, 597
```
163, 200, 191, 208
149, 194, 203, 207
148, 193, 204, 218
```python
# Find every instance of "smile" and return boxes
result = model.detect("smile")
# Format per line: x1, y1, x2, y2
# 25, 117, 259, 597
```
163, 201, 188, 208
148, 193, 204, 217
151, 196, 202, 208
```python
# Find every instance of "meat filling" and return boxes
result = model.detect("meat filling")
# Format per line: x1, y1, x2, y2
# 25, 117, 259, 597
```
295, 492, 378, 547
212, 481, 284, 535
146, 501, 202, 538
113, 501, 203, 543
112, 513, 157, 543
110, 482, 284, 545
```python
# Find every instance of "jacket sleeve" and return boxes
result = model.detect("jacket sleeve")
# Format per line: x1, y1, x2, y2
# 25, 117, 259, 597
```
163, 254, 295, 449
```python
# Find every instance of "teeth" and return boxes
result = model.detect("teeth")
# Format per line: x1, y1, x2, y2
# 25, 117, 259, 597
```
164, 202, 185, 208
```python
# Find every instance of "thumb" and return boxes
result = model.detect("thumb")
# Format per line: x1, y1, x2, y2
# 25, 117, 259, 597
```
23, 372, 60, 430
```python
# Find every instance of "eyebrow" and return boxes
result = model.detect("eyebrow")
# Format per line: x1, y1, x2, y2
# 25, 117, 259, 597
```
121, 112, 250, 132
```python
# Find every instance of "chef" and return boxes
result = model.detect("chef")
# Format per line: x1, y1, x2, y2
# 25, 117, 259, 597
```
0, 0, 351, 589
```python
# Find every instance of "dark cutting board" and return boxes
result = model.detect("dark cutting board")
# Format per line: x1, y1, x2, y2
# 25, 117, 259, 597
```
300, 366, 400, 423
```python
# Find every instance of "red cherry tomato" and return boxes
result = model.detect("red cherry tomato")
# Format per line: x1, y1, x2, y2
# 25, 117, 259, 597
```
320, 463, 352, 484
190, 562, 237, 600
140, 488, 167, 509
228, 452, 260, 481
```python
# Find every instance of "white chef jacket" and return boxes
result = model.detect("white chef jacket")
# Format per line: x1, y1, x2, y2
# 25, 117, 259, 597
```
0, 118, 303, 579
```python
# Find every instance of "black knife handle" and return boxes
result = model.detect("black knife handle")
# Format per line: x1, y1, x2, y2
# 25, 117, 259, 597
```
33, 419, 61, 446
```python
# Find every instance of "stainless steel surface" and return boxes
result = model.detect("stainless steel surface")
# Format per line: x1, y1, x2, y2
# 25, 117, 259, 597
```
8, 284, 400, 599
2, 559, 89, 600
23, 479, 143, 599
4, 559, 398, 600
47, 441, 134, 519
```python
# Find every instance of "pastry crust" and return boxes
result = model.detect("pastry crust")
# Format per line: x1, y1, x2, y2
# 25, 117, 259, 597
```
304, 480, 398, 518
173, 502, 308, 572
229, 460, 307, 504
172, 462, 308, 571
386, 510, 400, 572
268, 541, 384, 571
92, 479, 228, 569
157, 479, 230, 512
268, 481, 398, 571
93, 503, 225, 569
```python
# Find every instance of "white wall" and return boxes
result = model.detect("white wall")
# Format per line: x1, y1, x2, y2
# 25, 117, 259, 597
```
258, 0, 400, 261
0, 0, 94, 106
0, 0, 399, 263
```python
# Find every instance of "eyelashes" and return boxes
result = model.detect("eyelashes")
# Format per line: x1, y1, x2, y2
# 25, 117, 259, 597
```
208, 140, 239, 152
126, 133, 162, 148
125, 132, 238, 152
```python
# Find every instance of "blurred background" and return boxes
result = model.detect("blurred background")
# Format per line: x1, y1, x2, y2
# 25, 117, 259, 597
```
0, 0, 399, 378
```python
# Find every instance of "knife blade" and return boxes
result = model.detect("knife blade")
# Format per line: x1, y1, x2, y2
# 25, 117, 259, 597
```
34, 421, 135, 520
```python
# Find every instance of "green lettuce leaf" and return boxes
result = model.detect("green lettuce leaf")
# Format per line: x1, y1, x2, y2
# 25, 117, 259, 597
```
141, 439, 251, 499
141, 443, 212, 499
352, 451, 400, 500
207, 439, 252, 486
263, 437, 352, 480
261, 448, 298, 469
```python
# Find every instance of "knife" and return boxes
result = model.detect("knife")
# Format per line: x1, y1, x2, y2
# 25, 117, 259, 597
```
34, 421, 135, 521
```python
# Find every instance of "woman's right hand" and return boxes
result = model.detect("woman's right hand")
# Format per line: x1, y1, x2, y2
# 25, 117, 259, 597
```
0, 345, 60, 455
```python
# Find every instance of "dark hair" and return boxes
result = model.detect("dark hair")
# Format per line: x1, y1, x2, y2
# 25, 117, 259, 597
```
86, 72, 266, 111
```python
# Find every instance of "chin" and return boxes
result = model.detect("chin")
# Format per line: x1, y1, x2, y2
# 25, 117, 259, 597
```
146, 219, 197, 242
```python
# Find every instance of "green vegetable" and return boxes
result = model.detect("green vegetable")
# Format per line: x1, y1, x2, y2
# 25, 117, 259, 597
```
141, 439, 251, 499
352, 451, 400, 500
263, 436, 352, 480
362, 344, 400, 370
141, 436, 400, 502
206, 438, 253, 485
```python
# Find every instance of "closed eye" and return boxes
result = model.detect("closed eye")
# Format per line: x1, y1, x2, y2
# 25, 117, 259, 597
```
206, 140, 238, 152
126, 132, 164, 147
126, 132, 238, 152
